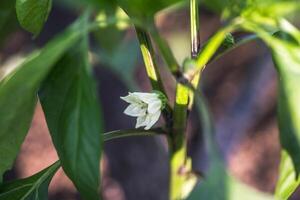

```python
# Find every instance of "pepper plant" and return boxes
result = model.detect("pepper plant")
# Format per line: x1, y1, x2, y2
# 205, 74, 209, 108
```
0, 0, 300, 199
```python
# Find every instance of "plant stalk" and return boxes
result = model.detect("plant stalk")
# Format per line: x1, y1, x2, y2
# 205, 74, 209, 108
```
169, 1, 201, 199
149, 22, 180, 75
188, 0, 201, 109
135, 27, 166, 93
190, 0, 200, 59
135, 27, 173, 127
170, 83, 190, 200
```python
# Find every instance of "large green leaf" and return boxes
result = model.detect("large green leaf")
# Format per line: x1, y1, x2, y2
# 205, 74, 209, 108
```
276, 43, 300, 173
0, 15, 88, 183
39, 15, 103, 200
241, 19, 300, 199
187, 91, 273, 200
0, 162, 60, 200
16, 0, 52, 35
270, 25, 300, 198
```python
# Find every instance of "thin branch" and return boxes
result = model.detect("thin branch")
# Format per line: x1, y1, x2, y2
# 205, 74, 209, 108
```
184, 24, 238, 83
207, 33, 258, 65
103, 128, 166, 141
149, 23, 181, 75
188, 0, 201, 109
135, 27, 166, 93
190, 0, 200, 58
135, 27, 173, 128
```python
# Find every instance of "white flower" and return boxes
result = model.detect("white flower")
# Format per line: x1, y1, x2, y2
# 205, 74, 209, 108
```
120, 92, 164, 130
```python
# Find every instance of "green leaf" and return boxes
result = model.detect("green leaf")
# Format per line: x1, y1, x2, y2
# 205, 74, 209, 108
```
16, 0, 52, 36
276, 46, 300, 173
0, 15, 88, 183
187, 91, 273, 200
271, 26, 300, 198
0, 0, 18, 45
275, 151, 300, 200
0, 161, 60, 200
39, 15, 103, 200
241, 19, 300, 200
264, 22, 300, 174
222, 0, 300, 20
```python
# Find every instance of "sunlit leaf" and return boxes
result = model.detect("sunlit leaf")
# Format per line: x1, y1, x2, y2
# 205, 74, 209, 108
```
39, 14, 103, 200
223, 0, 300, 20
242, 19, 300, 199
275, 151, 300, 200
0, 161, 60, 200
16, 0, 52, 35
270, 25, 300, 175
272, 28, 300, 199
0, 15, 88, 183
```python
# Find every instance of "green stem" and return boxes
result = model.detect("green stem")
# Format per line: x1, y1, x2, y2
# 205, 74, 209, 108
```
149, 22, 180, 74
184, 23, 239, 81
188, 0, 201, 109
205, 33, 258, 65
104, 128, 166, 141
169, 83, 189, 200
135, 27, 166, 93
135, 27, 173, 127
168, 1, 200, 199
190, 0, 200, 58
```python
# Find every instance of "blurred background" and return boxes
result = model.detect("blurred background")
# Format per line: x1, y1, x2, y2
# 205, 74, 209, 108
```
1, 1, 299, 200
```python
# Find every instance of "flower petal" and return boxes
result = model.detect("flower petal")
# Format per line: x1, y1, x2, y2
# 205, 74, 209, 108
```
120, 93, 141, 104
144, 111, 161, 130
136, 115, 148, 128
147, 100, 162, 114
124, 104, 146, 117
133, 92, 159, 104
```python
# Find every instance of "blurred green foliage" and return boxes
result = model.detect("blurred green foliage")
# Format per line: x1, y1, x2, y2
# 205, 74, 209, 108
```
0, 0, 19, 46
1, 0, 300, 200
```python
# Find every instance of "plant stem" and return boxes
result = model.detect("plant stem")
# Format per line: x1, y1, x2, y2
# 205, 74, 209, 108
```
168, 1, 201, 199
149, 22, 180, 75
190, 0, 200, 59
188, 0, 201, 109
184, 23, 238, 81
135, 27, 173, 127
135, 27, 166, 93
104, 128, 166, 141
170, 83, 190, 200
